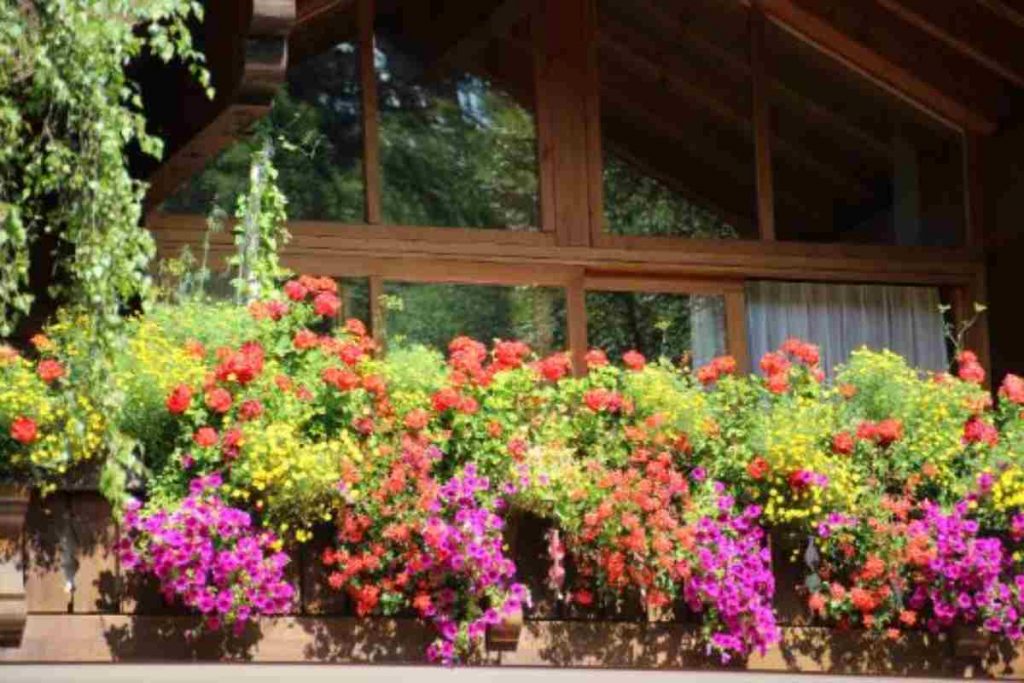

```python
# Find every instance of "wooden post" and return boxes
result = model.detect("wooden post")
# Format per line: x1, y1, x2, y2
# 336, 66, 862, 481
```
751, 3, 776, 241
358, 0, 382, 225
567, 272, 588, 376
725, 289, 751, 373
533, 0, 602, 247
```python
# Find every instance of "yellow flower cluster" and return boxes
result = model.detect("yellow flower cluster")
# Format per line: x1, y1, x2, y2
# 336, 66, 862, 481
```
119, 318, 206, 395
760, 397, 858, 525
228, 421, 351, 542
626, 365, 707, 435
992, 467, 1024, 514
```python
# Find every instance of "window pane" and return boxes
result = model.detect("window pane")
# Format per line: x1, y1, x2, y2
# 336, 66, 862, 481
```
767, 25, 965, 246
163, 41, 365, 221
376, 24, 539, 229
745, 281, 948, 373
381, 283, 566, 354
340, 277, 371, 326
586, 291, 726, 367
598, 0, 755, 238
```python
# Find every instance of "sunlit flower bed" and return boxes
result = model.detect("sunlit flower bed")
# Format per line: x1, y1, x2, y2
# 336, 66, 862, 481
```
3, 276, 1024, 664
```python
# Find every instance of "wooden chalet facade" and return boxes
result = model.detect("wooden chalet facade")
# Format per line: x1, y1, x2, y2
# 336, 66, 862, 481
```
6, 0, 1024, 675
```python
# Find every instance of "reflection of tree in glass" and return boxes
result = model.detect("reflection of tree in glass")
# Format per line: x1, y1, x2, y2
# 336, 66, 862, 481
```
382, 283, 565, 355
375, 34, 538, 229
603, 152, 738, 239
586, 291, 694, 364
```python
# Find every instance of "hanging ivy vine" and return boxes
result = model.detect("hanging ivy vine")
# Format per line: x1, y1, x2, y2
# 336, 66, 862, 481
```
0, 0, 208, 337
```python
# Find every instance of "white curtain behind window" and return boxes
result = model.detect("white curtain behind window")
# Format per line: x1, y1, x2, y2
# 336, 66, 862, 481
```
746, 281, 948, 375
690, 295, 727, 369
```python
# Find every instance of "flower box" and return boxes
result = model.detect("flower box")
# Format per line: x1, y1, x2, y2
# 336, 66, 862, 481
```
0, 484, 30, 646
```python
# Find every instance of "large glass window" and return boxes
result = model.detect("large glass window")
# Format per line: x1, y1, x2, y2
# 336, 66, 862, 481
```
585, 290, 726, 367
597, 0, 754, 239
767, 25, 966, 246
163, 41, 366, 221
375, 25, 540, 230
380, 282, 566, 354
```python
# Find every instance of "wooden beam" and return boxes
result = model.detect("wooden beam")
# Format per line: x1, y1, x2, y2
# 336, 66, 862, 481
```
750, 5, 776, 241
750, 0, 997, 134
143, 0, 297, 212
358, 0, 382, 224
880, 0, 1024, 89
606, 0, 890, 161
534, 0, 602, 246
874, 0, 1024, 89
599, 24, 873, 200
149, 214, 985, 287
973, 0, 1024, 30
4, 614, 1024, 675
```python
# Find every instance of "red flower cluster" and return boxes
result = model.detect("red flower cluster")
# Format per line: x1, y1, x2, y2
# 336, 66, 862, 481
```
10, 416, 38, 444
36, 359, 64, 384
536, 353, 572, 382
957, 350, 985, 385
962, 416, 999, 447
697, 355, 738, 386
999, 374, 1024, 405
166, 384, 192, 414
214, 342, 264, 385
622, 350, 646, 371
855, 419, 903, 448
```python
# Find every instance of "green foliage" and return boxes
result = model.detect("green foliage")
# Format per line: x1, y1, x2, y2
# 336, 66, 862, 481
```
0, 0, 207, 335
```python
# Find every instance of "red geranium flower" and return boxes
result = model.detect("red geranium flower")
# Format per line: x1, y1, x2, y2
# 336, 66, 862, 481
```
10, 416, 38, 444
832, 431, 855, 455
193, 427, 218, 448
747, 456, 770, 480
875, 418, 903, 447
283, 280, 308, 301
1000, 374, 1024, 405
404, 409, 429, 431
963, 416, 998, 447
205, 388, 232, 414
585, 349, 608, 369
766, 373, 789, 394
313, 292, 341, 318
583, 388, 613, 412
293, 329, 319, 350
322, 367, 360, 391
696, 365, 719, 386
760, 351, 790, 377
345, 318, 367, 338
431, 387, 461, 412
165, 384, 193, 414
37, 359, 65, 383
537, 353, 571, 382
238, 399, 264, 421
493, 340, 531, 370
622, 350, 646, 371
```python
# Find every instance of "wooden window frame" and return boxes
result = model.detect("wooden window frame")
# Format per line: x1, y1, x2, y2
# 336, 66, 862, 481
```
146, 0, 992, 371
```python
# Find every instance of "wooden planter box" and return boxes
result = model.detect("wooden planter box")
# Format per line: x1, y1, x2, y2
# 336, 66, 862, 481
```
0, 484, 30, 646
